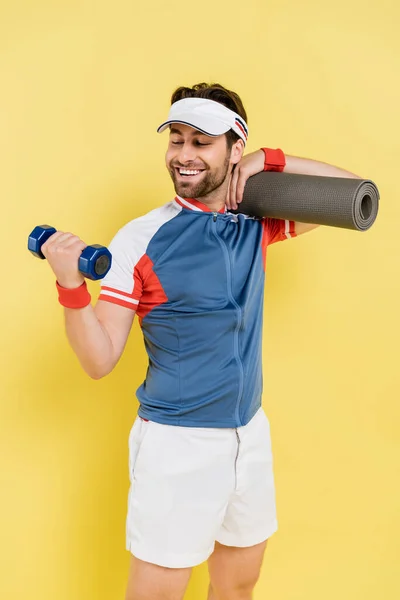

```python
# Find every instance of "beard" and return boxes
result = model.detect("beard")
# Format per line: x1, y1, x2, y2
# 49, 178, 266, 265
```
168, 155, 230, 199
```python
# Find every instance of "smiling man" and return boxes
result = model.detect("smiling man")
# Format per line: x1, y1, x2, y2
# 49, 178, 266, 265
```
41, 83, 360, 600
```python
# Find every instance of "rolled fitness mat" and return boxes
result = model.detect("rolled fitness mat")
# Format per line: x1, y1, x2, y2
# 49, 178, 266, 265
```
236, 172, 379, 231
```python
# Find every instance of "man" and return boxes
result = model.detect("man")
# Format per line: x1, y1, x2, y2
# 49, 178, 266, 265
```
42, 83, 360, 600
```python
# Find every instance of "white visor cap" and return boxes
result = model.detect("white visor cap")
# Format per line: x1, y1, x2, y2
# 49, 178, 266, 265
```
157, 98, 248, 144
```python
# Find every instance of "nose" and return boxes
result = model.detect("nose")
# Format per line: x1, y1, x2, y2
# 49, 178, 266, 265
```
178, 142, 197, 165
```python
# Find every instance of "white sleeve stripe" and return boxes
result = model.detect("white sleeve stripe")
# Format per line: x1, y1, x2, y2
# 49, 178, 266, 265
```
284, 219, 292, 239
100, 290, 139, 305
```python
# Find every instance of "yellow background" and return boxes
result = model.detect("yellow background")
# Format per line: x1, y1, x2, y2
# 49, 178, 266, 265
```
1, 0, 399, 598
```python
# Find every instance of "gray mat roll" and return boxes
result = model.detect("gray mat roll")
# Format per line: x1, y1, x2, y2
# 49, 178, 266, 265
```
236, 172, 379, 231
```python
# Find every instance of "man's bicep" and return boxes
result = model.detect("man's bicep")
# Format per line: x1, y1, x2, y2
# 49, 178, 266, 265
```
94, 299, 136, 366
294, 222, 320, 235
94, 221, 144, 365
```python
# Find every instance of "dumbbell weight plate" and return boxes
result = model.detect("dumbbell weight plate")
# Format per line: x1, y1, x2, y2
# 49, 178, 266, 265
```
79, 245, 112, 280
28, 225, 57, 259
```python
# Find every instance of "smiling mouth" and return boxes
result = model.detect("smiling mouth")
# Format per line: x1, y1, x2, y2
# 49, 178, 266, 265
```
175, 167, 205, 178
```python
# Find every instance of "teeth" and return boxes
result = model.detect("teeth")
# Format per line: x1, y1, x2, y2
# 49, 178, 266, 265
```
179, 169, 201, 175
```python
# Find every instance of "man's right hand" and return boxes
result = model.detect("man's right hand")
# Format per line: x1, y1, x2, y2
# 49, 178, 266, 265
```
41, 231, 87, 289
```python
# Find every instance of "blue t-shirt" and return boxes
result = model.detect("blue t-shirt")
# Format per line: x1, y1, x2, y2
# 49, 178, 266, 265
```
100, 195, 296, 428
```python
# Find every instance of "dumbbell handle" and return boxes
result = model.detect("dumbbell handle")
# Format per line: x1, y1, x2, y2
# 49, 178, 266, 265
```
28, 225, 112, 280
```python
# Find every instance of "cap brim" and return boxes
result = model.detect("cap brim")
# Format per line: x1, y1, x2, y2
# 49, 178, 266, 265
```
157, 114, 231, 137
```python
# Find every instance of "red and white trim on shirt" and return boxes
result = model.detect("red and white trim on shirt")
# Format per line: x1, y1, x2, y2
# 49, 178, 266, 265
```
174, 196, 226, 214
260, 218, 296, 270
99, 286, 139, 309
284, 219, 294, 239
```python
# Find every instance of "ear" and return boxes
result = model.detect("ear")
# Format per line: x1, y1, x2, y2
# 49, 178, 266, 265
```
230, 139, 245, 165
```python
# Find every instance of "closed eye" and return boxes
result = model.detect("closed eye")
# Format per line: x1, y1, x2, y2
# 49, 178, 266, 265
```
171, 141, 211, 146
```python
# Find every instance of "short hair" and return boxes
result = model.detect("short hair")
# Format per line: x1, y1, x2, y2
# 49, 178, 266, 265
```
170, 83, 248, 148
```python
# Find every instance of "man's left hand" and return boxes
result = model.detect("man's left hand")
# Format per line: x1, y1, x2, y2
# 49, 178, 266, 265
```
226, 150, 264, 211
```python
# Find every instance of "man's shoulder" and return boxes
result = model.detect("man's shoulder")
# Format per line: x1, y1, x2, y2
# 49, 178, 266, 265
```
110, 200, 181, 247
120, 199, 180, 231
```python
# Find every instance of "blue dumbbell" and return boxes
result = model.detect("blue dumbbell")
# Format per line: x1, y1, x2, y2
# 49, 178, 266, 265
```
28, 225, 112, 280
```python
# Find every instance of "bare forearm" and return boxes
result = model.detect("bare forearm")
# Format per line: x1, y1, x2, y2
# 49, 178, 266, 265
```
284, 155, 361, 179
64, 304, 114, 379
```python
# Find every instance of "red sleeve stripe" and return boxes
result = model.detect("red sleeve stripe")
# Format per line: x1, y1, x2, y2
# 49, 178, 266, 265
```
101, 286, 136, 299
98, 294, 137, 310
100, 289, 139, 305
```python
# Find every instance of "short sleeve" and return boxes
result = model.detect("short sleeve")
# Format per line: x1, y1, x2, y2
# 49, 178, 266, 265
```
98, 226, 144, 311
262, 218, 297, 245
98, 203, 180, 312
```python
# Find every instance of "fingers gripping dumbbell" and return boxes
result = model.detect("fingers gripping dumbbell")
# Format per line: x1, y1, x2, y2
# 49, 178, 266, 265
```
28, 225, 112, 280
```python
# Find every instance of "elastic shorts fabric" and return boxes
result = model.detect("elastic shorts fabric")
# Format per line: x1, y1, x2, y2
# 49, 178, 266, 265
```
126, 407, 278, 568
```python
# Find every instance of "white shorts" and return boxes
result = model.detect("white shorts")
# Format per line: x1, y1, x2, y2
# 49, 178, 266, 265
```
126, 407, 278, 568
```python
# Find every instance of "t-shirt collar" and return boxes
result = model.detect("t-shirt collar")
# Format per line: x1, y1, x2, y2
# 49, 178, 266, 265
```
174, 196, 226, 214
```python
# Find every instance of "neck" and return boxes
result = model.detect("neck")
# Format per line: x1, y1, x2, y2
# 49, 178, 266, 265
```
192, 179, 229, 212
193, 197, 225, 212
